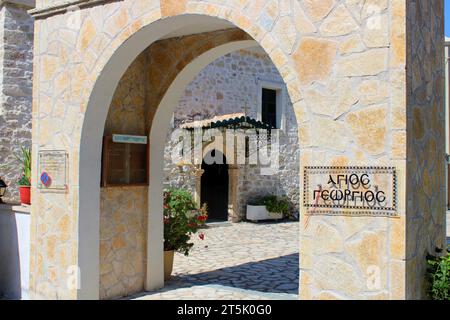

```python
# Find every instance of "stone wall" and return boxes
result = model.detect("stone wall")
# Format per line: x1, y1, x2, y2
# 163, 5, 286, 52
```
99, 186, 147, 300
101, 51, 149, 299
405, 0, 446, 299
28, 0, 445, 300
104, 52, 147, 136
105, 44, 302, 221
162, 49, 300, 219
0, 2, 33, 202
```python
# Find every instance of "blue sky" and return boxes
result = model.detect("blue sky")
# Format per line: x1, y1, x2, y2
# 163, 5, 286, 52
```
446, 0, 450, 37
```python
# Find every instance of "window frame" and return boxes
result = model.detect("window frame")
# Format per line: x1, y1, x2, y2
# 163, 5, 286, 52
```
257, 79, 285, 130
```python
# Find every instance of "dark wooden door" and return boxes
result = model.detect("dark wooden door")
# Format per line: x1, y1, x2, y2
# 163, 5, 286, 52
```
201, 151, 229, 222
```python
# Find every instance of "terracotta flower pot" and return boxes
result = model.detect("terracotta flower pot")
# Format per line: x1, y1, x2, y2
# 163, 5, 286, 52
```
164, 250, 174, 280
19, 186, 31, 205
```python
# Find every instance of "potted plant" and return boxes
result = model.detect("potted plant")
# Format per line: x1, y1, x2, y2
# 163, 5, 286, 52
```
163, 188, 207, 280
246, 195, 289, 221
16, 147, 31, 205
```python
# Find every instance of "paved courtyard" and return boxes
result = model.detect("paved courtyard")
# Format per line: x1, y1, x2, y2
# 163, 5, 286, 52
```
131, 221, 299, 300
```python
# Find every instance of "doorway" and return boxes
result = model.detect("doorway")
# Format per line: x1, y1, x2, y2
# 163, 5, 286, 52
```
201, 150, 229, 222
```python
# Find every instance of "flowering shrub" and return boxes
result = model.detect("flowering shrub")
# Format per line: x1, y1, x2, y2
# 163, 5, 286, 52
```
163, 188, 208, 256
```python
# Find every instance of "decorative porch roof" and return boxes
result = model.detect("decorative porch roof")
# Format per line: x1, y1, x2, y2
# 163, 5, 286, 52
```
179, 113, 272, 130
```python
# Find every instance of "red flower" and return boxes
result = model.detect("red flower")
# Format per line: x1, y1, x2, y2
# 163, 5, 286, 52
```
199, 233, 205, 240
164, 218, 169, 224
196, 215, 207, 222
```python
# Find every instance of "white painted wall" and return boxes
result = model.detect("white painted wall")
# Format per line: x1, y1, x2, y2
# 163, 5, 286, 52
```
0, 205, 30, 299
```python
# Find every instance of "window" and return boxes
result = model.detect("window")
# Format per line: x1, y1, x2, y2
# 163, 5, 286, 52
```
262, 88, 277, 129
101, 135, 148, 187
258, 80, 284, 129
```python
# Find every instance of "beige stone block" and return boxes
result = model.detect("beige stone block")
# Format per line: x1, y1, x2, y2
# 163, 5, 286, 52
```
41, 55, 58, 81
311, 116, 348, 152
363, 13, 389, 48
392, 106, 406, 130
313, 291, 344, 300
389, 260, 405, 299
358, 79, 388, 105
286, 79, 303, 103
304, 87, 335, 117
313, 222, 344, 254
77, 18, 97, 52
300, 254, 313, 271
390, 216, 405, 259
334, 78, 359, 118
345, 230, 387, 277
390, 0, 406, 66
300, 272, 313, 299
314, 256, 363, 297
363, 291, 389, 300
260, 32, 277, 54
320, 4, 359, 36
339, 34, 365, 54
161, 0, 187, 17
298, 125, 311, 146
57, 215, 71, 242
346, 104, 387, 155
293, 101, 309, 122
337, 216, 372, 240
293, 37, 338, 85
112, 235, 127, 250
240, 0, 265, 20
292, 1, 316, 34
337, 48, 388, 77
330, 155, 350, 167
361, 0, 388, 18
303, 0, 336, 22
273, 16, 297, 53
391, 131, 406, 159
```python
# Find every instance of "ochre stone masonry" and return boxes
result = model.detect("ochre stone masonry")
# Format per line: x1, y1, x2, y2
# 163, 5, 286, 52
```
28, 0, 445, 300
100, 186, 147, 299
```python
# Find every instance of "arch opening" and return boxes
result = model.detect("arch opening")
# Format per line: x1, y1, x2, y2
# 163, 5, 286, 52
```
80, 14, 300, 300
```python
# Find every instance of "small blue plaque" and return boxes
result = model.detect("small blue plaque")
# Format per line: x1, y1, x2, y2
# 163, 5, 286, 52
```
112, 134, 148, 144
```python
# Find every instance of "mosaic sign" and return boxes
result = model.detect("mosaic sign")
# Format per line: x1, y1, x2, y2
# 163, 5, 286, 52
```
38, 150, 68, 192
303, 166, 397, 217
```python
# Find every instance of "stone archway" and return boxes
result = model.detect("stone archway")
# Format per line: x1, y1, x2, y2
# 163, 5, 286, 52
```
29, 0, 445, 300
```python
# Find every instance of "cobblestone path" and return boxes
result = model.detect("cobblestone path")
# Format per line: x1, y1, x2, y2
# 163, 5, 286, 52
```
131, 221, 299, 300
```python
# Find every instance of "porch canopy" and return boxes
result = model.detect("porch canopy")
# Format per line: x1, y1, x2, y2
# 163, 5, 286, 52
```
179, 113, 272, 130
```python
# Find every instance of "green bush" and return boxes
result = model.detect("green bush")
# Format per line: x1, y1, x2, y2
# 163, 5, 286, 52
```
163, 188, 208, 256
427, 247, 450, 300
263, 195, 289, 216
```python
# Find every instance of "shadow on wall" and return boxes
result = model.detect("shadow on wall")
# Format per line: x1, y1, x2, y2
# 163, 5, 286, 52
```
0, 210, 29, 299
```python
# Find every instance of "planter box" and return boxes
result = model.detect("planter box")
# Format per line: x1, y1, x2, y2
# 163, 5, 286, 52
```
246, 205, 283, 221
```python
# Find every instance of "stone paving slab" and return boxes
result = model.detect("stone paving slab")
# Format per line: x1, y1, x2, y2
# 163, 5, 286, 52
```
129, 221, 299, 300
